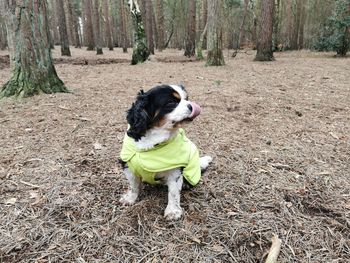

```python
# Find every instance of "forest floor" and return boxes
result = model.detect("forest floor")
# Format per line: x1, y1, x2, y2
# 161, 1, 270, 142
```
0, 47, 349, 263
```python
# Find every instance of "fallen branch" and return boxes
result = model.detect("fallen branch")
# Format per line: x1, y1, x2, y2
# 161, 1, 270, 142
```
265, 234, 282, 263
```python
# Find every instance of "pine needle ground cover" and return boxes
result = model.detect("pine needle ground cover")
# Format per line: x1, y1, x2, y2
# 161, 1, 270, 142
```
0, 48, 349, 262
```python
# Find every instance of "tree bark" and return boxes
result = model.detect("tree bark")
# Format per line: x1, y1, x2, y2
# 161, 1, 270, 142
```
0, 0, 68, 98
128, 0, 150, 64
285, 0, 293, 49
254, 0, 275, 61
66, 0, 81, 48
103, 0, 113, 50
119, 0, 128, 52
196, 21, 207, 60
156, 0, 165, 51
57, 0, 71, 56
206, 0, 224, 66
298, 0, 306, 50
84, 0, 95, 50
184, 0, 196, 57
0, 17, 7, 50
201, 0, 208, 49
144, 0, 154, 54
93, 0, 103, 54
291, 0, 302, 50
238, 0, 249, 48
51, 0, 60, 45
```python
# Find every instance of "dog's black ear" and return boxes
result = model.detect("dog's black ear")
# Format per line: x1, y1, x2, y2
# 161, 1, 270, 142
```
126, 90, 150, 141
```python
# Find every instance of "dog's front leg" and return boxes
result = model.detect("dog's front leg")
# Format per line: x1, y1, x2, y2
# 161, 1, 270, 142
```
164, 169, 183, 220
119, 168, 141, 206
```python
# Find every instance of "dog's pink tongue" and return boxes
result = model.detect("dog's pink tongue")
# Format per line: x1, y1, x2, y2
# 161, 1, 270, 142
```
189, 102, 201, 119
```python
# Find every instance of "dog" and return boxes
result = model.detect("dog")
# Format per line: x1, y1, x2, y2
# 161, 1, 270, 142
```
119, 84, 212, 220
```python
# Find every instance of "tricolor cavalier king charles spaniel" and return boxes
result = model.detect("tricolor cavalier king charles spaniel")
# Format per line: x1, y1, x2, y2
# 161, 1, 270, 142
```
119, 84, 212, 220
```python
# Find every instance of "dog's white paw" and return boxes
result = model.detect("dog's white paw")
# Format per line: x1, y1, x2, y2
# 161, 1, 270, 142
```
164, 206, 183, 221
200, 155, 213, 170
119, 192, 138, 206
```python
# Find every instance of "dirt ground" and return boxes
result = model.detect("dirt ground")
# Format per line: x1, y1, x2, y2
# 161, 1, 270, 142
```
0, 47, 349, 263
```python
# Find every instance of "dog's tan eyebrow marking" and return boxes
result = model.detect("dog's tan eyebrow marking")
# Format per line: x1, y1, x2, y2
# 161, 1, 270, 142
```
172, 92, 181, 100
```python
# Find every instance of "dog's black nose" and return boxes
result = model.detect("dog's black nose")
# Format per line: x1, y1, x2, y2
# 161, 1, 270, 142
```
187, 104, 193, 112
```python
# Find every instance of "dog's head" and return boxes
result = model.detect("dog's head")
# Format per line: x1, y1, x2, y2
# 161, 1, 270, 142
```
126, 84, 201, 141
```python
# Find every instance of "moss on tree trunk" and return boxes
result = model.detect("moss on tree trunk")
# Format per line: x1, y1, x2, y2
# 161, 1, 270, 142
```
129, 0, 150, 65
0, 0, 68, 99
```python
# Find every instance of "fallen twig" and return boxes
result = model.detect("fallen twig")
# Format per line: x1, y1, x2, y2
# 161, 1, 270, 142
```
265, 234, 282, 263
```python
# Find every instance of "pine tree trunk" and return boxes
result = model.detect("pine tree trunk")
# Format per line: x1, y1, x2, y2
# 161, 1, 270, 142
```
238, 0, 249, 48
57, 0, 71, 56
0, 0, 68, 98
145, 0, 154, 54
0, 18, 7, 50
291, 0, 302, 50
184, 0, 196, 57
93, 0, 103, 54
156, 0, 165, 51
85, 0, 95, 50
196, 22, 207, 60
52, 0, 60, 45
254, 0, 275, 61
103, 0, 113, 51
201, 0, 208, 49
120, 0, 128, 53
285, 0, 293, 49
66, 0, 81, 48
206, 0, 224, 66
128, 0, 150, 64
298, 0, 306, 50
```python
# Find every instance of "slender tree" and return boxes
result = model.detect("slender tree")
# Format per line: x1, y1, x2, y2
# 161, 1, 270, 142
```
144, 0, 155, 54
93, 0, 103, 54
128, 0, 150, 64
120, 0, 128, 53
254, 0, 275, 61
0, 16, 7, 50
184, 0, 196, 57
57, 0, 71, 56
238, 0, 250, 48
103, 0, 114, 50
84, 0, 95, 50
0, 0, 68, 98
156, 0, 165, 51
207, 0, 224, 66
66, 0, 81, 48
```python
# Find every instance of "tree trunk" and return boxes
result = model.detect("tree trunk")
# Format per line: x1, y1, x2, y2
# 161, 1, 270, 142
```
201, 0, 208, 49
254, 0, 275, 61
298, 0, 306, 50
57, 0, 71, 56
196, 21, 207, 60
84, 0, 95, 50
103, 0, 113, 50
51, 0, 60, 45
0, 17, 7, 50
128, 0, 150, 64
206, 0, 224, 66
66, 0, 81, 48
184, 0, 196, 57
0, 0, 68, 98
238, 0, 249, 48
120, 0, 128, 52
93, 0, 103, 54
144, 0, 154, 54
156, 0, 165, 51
285, 0, 293, 49
291, 0, 302, 50
273, 0, 281, 51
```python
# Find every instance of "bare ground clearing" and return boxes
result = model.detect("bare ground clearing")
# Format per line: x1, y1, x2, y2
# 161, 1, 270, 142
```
0, 48, 349, 262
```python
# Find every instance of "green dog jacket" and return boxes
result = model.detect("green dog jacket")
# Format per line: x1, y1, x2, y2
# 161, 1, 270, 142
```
120, 129, 201, 186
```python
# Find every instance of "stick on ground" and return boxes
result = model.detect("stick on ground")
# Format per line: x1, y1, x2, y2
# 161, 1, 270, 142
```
265, 234, 282, 263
